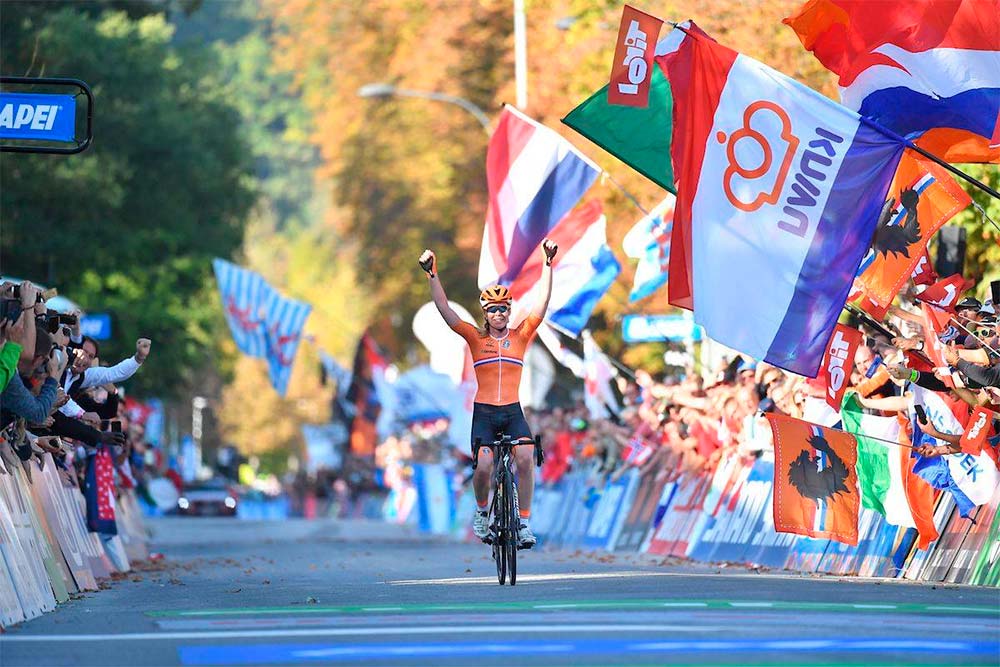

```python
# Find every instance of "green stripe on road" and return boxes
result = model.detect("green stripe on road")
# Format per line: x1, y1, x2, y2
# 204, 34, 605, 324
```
147, 599, 998, 618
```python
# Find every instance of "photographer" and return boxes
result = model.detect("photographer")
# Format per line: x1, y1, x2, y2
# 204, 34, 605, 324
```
0, 330, 63, 428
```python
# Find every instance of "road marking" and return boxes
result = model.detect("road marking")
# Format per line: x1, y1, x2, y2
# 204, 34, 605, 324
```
146, 599, 1000, 618
0, 623, 723, 643
852, 604, 898, 609
175, 637, 1000, 665
387, 571, 674, 585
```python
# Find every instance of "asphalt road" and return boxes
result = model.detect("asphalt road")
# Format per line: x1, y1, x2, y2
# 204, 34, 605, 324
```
1, 517, 997, 667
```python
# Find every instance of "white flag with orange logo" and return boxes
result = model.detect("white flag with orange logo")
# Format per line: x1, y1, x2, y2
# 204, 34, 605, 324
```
656, 23, 905, 377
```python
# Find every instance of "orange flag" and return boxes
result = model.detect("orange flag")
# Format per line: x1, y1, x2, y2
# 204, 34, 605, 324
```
855, 151, 970, 309
766, 413, 860, 545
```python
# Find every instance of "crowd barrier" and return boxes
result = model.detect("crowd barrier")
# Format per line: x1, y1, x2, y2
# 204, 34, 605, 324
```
400, 452, 1000, 587
0, 453, 150, 628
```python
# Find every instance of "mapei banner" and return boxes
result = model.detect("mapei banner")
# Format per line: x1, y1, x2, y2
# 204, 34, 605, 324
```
0, 93, 76, 142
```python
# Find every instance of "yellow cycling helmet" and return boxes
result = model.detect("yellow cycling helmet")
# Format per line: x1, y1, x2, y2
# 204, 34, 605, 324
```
479, 285, 512, 309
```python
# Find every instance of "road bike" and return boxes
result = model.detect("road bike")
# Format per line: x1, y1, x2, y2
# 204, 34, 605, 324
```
473, 433, 543, 586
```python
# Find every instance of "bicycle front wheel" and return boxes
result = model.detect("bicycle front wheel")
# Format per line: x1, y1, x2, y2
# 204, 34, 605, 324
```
501, 464, 517, 586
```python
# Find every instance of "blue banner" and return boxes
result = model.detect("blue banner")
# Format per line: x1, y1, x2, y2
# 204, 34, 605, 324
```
0, 93, 76, 142
80, 313, 112, 340
622, 314, 703, 343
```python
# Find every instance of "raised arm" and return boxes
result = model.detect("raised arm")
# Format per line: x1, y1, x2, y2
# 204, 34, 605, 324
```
530, 239, 558, 320
418, 249, 462, 328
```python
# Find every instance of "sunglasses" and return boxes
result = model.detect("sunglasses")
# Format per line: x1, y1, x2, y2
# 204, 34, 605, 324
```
485, 305, 509, 314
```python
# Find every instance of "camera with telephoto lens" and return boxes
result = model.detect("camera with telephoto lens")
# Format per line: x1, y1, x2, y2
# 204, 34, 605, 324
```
9, 285, 55, 304
41, 311, 78, 334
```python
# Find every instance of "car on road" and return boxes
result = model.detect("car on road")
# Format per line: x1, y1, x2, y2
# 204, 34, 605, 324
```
175, 479, 240, 517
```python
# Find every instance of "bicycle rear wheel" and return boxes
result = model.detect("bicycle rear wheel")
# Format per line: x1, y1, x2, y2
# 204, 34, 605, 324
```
493, 481, 506, 585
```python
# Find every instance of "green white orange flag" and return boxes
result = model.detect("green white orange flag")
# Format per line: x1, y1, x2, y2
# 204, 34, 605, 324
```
840, 393, 939, 549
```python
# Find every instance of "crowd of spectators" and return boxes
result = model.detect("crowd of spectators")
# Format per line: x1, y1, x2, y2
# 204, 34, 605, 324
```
0, 280, 158, 533
522, 284, 1000, 491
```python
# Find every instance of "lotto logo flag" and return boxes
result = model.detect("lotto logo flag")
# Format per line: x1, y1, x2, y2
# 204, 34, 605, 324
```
608, 6, 664, 107
213, 258, 275, 358
961, 407, 995, 456
910, 249, 936, 286
916, 273, 974, 312
821, 324, 862, 410
479, 106, 600, 289
854, 151, 970, 308
563, 27, 680, 193
261, 292, 312, 396
656, 24, 904, 376
785, 0, 1000, 163
767, 413, 860, 545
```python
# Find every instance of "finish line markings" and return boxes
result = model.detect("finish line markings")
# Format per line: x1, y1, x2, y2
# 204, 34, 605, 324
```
175, 637, 1000, 665
143, 599, 1000, 618
0, 623, 721, 643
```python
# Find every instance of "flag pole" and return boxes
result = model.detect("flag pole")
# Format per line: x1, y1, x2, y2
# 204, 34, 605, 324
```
760, 411, 917, 449
946, 318, 1000, 360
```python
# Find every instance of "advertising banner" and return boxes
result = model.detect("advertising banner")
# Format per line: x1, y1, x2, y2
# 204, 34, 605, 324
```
0, 92, 76, 142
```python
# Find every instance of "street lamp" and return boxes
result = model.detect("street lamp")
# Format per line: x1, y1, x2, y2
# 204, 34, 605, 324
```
357, 82, 492, 134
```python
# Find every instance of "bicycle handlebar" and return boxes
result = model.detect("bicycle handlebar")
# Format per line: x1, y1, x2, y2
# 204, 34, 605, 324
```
472, 434, 544, 471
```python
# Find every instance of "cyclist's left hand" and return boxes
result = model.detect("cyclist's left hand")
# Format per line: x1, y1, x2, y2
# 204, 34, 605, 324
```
541, 238, 558, 265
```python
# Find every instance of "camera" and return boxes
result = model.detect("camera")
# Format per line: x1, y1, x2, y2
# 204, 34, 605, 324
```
42, 311, 78, 334
9, 285, 55, 304
1, 298, 22, 325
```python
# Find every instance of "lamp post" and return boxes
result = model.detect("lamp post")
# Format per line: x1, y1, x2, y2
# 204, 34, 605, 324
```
357, 83, 492, 135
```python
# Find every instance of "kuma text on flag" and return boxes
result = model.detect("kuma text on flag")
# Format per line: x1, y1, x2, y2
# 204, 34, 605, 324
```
655, 22, 904, 376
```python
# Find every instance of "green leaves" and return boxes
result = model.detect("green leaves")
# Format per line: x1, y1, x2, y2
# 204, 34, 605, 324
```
1, 4, 254, 397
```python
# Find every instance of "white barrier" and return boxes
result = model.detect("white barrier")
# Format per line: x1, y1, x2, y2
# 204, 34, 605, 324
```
0, 449, 151, 628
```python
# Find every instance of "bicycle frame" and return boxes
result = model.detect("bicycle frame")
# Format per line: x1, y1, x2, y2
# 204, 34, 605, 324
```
472, 433, 543, 586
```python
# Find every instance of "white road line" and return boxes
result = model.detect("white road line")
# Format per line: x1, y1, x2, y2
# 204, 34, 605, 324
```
729, 602, 774, 608
852, 604, 897, 609
0, 624, 724, 643
388, 571, 675, 585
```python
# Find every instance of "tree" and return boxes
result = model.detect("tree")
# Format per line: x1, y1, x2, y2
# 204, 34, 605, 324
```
1, 5, 255, 397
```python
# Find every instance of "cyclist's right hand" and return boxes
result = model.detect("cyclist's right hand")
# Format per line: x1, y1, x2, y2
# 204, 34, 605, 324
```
418, 249, 436, 277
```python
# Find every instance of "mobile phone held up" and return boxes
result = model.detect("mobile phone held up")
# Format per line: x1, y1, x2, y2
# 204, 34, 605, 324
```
101, 419, 123, 433
915, 404, 928, 425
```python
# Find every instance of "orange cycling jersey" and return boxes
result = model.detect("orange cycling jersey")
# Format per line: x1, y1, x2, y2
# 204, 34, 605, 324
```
451, 314, 542, 406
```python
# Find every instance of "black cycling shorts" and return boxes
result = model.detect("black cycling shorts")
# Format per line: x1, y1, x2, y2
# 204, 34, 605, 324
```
471, 402, 533, 452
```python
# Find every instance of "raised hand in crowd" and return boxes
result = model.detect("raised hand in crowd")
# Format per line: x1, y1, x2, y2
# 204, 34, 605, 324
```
541, 238, 558, 265
54, 387, 70, 409
135, 338, 152, 364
